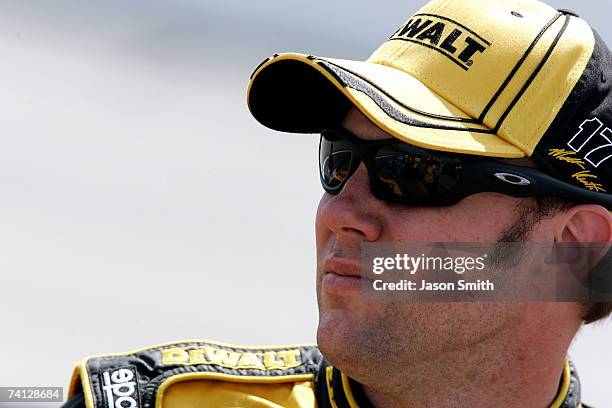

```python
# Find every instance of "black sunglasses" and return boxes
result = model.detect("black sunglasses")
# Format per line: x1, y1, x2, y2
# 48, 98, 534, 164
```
319, 128, 612, 208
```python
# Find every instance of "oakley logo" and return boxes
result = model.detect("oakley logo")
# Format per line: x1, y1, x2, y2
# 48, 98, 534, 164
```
101, 367, 140, 408
567, 117, 612, 168
494, 173, 531, 186
389, 14, 490, 70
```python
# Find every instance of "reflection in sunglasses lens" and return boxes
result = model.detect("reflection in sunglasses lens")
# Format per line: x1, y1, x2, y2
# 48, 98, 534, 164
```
374, 145, 462, 198
320, 138, 352, 188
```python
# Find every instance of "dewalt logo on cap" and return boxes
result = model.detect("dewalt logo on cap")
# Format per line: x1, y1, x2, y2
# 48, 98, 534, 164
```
389, 14, 491, 70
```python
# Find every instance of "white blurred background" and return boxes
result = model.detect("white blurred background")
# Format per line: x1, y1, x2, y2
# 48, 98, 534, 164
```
0, 0, 610, 406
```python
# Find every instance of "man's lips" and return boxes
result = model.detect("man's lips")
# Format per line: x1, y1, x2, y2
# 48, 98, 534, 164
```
322, 255, 373, 294
323, 255, 363, 279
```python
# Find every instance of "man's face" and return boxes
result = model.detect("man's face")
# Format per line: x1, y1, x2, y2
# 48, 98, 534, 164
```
314, 108, 580, 384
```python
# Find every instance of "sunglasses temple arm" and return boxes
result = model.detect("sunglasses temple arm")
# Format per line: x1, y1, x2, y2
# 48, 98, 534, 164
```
470, 163, 612, 209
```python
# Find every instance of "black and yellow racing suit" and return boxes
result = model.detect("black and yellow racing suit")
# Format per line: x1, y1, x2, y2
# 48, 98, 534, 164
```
61, 340, 590, 408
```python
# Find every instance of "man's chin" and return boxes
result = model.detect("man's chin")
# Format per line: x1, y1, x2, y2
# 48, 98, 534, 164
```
316, 308, 366, 365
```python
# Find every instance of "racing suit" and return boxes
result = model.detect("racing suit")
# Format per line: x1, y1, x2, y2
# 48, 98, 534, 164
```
61, 340, 589, 408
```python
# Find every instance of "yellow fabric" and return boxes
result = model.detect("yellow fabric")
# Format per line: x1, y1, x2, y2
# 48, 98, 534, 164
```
160, 346, 303, 370
340, 373, 360, 408
370, 0, 559, 118
549, 360, 571, 408
323, 57, 477, 121
367, 0, 594, 155
347, 87, 523, 157
67, 337, 579, 408
325, 366, 339, 408
161, 379, 316, 408
71, 360, 95, 408
156, 360, 574, 408
248, 53, 524, 157
247, 0, 595, 158
66, 339, 317, 408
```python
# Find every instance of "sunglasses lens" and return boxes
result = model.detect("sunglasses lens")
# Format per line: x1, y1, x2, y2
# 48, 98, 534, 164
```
320, 132, 353, 190
373, 144, 463, 200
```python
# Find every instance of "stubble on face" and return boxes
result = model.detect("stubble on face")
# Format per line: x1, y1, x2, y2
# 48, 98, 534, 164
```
314, 108, 554, 391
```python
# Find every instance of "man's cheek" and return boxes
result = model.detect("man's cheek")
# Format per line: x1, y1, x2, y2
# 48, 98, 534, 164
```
315, 227, 332, 256
315, 202, 332, 253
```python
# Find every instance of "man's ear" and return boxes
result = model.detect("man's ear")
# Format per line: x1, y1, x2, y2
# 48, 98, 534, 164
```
553, 205, 612, 243
552, 206, 612, 310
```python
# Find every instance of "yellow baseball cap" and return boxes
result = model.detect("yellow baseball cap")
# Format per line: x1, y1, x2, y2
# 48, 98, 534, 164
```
247, 0, 612, 194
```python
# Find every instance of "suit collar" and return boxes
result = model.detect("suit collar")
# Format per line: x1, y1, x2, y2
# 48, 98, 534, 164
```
316, 358, 582, 408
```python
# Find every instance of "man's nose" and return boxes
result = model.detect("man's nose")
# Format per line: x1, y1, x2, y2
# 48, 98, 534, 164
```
317, 163, 384, 242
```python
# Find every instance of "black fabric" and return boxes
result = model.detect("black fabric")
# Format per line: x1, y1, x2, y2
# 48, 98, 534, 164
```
247, 59, 351, 133
561, 360, 582, 408
347, 376, 376, 408
319, 60, 491, 131
314, 358, 333, 407
330, 367, 352, 408
60, 392, 86, 408
72, 341, 324, 408
65, 348, 586, 408
250, 27, 612, 198
533, 28, 612, 193
314, 360, 377, 408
